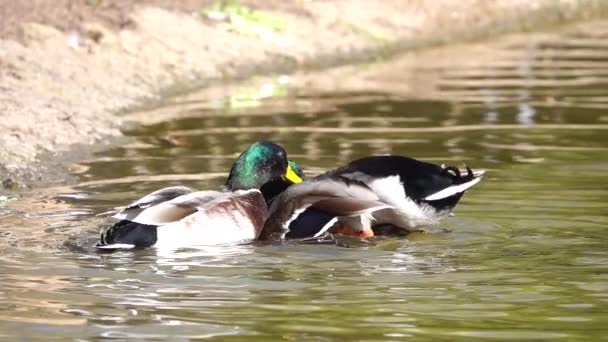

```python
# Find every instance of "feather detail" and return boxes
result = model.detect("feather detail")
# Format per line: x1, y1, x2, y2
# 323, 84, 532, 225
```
119, 190, 225, 226
113, 186, 195, 221
424, 175, 483, 201
96, 244, 136, 250
313, 217, 339, 238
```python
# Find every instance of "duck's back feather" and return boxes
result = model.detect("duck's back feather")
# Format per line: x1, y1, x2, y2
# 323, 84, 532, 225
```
113, 186, 195, 221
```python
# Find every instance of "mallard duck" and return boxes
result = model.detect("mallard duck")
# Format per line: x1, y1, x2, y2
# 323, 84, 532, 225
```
95, 141, 303, 250
260, 155, 485, 241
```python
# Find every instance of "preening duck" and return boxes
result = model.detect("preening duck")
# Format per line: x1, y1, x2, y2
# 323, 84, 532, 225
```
260, 155, 485, 241
95, 141, 303, 250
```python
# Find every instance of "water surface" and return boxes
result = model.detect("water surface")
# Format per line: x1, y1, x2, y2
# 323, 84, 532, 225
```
1, 21, 607, 340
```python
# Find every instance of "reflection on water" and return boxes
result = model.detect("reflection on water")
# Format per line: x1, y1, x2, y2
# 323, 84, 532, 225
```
1, 21, 608, 340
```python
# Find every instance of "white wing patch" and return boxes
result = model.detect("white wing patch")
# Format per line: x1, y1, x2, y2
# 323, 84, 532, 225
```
342, 173, 436, 228
424, 176, 482, 201
312, 217, 339, 238
96, 243, 136, 249
364, 175, 406, 206
281, 204, 313, 238
112, 212, 130, 220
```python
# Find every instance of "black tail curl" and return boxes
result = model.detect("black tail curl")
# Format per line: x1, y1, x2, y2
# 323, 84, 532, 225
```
442, 165, 474, 181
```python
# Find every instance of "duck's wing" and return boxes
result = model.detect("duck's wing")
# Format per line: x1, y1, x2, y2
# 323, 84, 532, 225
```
112, 186, 196, 221
128, 190, 227, 225
154, 189, 268, 248
261, 178, 391, 240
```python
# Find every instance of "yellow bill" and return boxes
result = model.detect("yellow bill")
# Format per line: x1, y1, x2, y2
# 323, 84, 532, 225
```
283, 164, 303, 184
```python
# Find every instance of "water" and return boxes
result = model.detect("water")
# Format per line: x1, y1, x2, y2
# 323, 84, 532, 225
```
1, 21, 608, 340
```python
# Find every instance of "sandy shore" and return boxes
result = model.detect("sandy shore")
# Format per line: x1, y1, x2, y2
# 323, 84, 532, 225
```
1, 0, 607, 190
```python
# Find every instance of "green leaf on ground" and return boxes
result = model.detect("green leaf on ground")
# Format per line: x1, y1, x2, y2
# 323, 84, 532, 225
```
348, 23, 389, 42
202, 1, 287, 36
0, 195, 17, 205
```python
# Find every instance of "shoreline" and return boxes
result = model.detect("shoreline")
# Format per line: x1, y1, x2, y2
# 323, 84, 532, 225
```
1, 0, 607, 191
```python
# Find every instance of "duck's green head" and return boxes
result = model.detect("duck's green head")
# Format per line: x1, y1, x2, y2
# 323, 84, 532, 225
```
226, 142, 303, 192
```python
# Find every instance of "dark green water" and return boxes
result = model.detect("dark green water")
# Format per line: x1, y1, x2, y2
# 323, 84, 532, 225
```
1, 22, 607, 340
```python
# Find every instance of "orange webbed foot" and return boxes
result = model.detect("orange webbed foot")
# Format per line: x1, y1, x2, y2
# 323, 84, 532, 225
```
332, 226, 375, 238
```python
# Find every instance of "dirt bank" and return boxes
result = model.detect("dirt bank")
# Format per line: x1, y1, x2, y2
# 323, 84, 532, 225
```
1, 0, 607, 190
